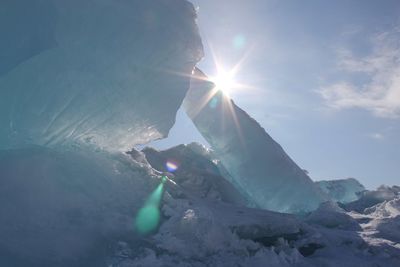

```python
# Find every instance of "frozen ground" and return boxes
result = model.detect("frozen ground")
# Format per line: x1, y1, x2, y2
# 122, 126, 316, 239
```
112, 144, 400, 267
1, 144, 399, 266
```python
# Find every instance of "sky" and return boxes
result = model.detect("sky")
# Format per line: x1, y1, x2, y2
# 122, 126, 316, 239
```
151, 0, 400, 189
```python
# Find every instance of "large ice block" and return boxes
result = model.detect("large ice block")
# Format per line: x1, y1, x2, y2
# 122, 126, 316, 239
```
183, 69, 328, 213
0, 0, 203, 151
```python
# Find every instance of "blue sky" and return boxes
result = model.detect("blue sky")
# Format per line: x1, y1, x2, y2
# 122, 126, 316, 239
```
152, 0, 400, 189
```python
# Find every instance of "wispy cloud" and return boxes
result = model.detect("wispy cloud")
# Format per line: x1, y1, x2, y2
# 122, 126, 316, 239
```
319, 27, 400, 119
368, 132, 384, 140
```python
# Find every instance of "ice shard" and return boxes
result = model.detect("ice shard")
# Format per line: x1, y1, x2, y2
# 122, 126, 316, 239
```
0, 0, 203, 151
183, 69, 328, 213
315, 178, 365, 204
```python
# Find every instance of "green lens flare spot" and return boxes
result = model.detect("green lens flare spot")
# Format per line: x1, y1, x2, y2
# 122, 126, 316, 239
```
135, 205, 160, 234
134, 177, 167, 234
233, 34, 246, 49
147, 183, 164, 205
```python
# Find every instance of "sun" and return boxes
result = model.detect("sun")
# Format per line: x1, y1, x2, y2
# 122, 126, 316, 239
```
209, 69, 236, 96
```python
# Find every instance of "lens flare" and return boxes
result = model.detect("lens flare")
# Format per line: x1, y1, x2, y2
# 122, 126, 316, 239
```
135, 205, 160, 234
135, 176, 167, 234
166, 161, 178, 172
233, 34, 246, 50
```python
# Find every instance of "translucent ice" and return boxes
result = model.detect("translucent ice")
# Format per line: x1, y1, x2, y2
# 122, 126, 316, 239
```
315, 178, 365, 204
0, 1, 202, 264
183, 69, 329, 213
0, 0, 203, 151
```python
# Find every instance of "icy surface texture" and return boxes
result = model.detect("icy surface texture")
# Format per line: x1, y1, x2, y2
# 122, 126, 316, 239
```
183, 69, 328, 213
344, 185, 400, 213
315, 178, 365, 204
142, 142, 248, 206
0, 0, 203, 151
0, 146, 160, 266
305, 201, 361, 231
354, 197, 400, 244
108, 155, 400, 267
1, 146, 399, 266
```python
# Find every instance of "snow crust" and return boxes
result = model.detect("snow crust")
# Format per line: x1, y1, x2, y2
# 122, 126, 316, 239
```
1, 144, 399, 266
344, 185, 400, 212
114, 147, 400, 267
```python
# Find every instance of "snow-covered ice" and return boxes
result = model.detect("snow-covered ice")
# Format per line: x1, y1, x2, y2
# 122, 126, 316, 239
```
142, 143, 249, 206
108, 146, 400, 267
0, 146, 160, 265
344, 185, 400, 213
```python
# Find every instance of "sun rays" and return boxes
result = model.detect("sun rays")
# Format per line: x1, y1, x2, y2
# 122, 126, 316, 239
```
159, 39, 256, 150
188, 50, 253, 148
209, 68, 236, 96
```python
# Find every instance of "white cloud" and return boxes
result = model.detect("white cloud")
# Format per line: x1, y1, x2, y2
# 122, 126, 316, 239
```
319, 27, 400, 118
368, 133, 384, 140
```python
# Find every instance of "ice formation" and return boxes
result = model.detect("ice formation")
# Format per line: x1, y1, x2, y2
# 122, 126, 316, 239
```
0, 0, 202, 265
0, 0, 203, 151
183, 69, 329, 213
315, 178, 366, 204
115, 147, 400, 267
0, 146, 161, 265
344, 185, 400, 213
142, 142, 249, 206
363, 197, 400, 243
1, 0, 400, 266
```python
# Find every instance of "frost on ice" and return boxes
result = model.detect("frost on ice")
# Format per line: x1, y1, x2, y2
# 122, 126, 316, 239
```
183, 69, 329, 213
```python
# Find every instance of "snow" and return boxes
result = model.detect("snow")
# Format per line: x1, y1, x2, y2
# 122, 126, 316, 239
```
183, 68, 329, 213
361, 197, 400, 243
142, 143, 249, 206
1, 145, 400, 266
305, 201, 361, 231
365, 197, 400, 218
343, 185, 400, 213
0, 146, 160, 266
109, 145, 400, 267
0, 0, 203, 151
315, 178, 366, 204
